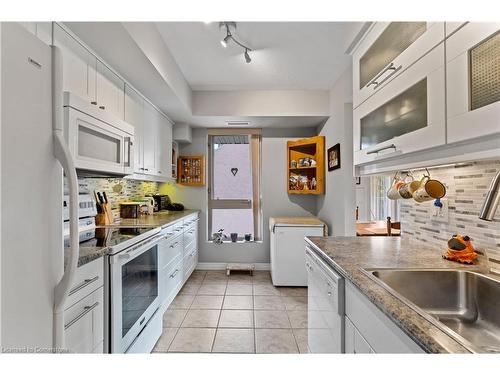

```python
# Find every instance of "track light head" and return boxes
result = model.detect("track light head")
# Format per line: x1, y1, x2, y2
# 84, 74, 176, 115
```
244, 48, 251, 63
220, 34, 231, 48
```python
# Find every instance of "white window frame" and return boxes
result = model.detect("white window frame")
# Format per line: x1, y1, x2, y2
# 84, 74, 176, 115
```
207, 129, 262, 242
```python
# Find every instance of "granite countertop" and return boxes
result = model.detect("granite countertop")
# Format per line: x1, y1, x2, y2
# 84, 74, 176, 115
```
305, 236, 491, 354
66, 209, 200, 267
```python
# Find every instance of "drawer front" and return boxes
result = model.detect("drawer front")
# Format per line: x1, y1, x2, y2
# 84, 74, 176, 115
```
159, 235, 183, 271
64, 286, 103, 353
184, 224, 198, 249
354, 43, 445, 166
353, 22, 444, 108
66, 257, 104, 309
446, 22, 500, 144
162, 259, 183, 308
183, 248, 198, 281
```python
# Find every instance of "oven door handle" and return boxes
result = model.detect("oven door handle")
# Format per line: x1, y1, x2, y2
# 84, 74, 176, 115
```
117, 234, 165, 262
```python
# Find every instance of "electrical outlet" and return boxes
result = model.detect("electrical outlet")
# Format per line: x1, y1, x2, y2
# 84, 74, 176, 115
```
430, 198, 449, 222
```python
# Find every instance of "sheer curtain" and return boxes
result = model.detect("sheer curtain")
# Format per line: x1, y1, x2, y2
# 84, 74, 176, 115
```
370, 176, 400, 221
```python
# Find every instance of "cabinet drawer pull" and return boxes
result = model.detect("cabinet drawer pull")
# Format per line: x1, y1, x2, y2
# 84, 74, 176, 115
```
169, 269, 180, 278
366, 62, 399, 88
69, 276, 99, 296
64, 302, 99, 330
366, 144, 396, 155
99, 105, 105, 110
90, 101, 97, 105
169, 242, 179, 249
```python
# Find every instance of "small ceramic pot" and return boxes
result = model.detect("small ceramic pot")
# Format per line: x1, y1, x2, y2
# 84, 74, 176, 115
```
230, 233, 238, 242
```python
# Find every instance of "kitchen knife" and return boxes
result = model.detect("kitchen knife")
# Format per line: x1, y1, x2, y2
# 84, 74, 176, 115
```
103, 191, 108, 204
94, 191, 103, 213
97, 192, 104, 205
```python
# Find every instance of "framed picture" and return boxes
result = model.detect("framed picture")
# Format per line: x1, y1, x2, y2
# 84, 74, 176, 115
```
355, 177, 361, 185
327, 143, 341, 171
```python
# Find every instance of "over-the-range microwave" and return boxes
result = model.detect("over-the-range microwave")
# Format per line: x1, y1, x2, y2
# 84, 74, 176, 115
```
63, 92, 135, 176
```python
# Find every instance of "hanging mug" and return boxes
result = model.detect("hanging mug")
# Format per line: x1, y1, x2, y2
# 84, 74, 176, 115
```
387, 175, 405, 200
398, 179, 421, 199
413, 176, 446, 203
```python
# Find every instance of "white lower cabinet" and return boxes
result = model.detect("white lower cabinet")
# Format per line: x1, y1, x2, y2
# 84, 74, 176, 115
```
158, 213, 199, 314
344, 281, 424, 353
64, 258, 104, 353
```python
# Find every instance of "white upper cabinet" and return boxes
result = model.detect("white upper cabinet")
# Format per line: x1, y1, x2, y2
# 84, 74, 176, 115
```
124, 84, 144, 173
446, 22, 500, 144
353, 22, 445, 109
53, 23, 95, 104
96, 60, 125, 119
354, 44, 446, 166
156, 114, 173, 177
445, 22, 467, 38
142, 101, 158, 175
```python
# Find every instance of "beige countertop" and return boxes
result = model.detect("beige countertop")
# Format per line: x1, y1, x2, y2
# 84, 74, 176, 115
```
305, 236, 491, 353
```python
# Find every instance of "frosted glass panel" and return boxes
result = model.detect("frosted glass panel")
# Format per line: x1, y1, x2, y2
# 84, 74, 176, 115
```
360, 79, 428, 150
212, 209, 254, 239
470, 30, 500, 110
213, 140, 252, 200
78, 124, 121, 163
360, 22, 426, 88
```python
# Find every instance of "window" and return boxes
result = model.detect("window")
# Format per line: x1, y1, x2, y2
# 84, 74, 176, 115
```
370, 176, 400, 221
208, 130, 262, 241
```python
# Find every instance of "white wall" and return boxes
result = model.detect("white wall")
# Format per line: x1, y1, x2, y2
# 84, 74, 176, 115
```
160, 127, 317, 264
316, 67, 356, 236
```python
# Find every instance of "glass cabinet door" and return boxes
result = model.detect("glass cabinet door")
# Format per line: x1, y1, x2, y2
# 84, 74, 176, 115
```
360, 79, 428, 150
359, 22, 426, 89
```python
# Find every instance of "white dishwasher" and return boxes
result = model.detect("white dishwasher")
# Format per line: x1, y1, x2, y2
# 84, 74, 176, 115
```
269, 217, 326, 286
306, 245, 345, 353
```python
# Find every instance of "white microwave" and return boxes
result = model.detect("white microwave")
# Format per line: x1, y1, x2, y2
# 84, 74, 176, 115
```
63, 92, 134, 176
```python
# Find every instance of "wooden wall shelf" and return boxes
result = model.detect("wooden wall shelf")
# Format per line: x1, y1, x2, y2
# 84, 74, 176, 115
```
287, 136, 325, 195
178, 155, 205, 186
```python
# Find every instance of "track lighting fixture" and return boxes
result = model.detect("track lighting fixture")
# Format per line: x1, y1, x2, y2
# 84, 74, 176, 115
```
219, 22, 252, 63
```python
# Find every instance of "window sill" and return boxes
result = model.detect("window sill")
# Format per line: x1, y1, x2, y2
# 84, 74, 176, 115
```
206, 240, 263, 245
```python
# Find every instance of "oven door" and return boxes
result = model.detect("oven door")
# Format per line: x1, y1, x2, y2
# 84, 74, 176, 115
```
110, 234, 163, 353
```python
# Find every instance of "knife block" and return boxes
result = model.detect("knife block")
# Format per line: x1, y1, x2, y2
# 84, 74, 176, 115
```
96, 203, 113, 225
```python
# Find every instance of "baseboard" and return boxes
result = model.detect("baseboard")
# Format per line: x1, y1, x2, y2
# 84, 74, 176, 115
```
196, 262, 270, 271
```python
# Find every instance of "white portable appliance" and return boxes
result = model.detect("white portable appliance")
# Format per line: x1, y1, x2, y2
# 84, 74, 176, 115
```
269, 217, 326, 286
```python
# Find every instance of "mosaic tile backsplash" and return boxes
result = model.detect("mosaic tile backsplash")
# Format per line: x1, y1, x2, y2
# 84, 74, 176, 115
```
400, 160, 500, 273
77, 178, 160, 218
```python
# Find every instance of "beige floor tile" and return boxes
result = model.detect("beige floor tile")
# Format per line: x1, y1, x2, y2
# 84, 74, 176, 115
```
253, 295, 285, 310
181, 309, 220, 328
282, 296, 308, 311
163, 309, 188, 327
169, 294, 195, 309
293, 329, 310, 353
203, 271, 228, 283
252, 271, 272, 281
279, 287, 308, 297
218, 310, 254, 328
197, 283, 227, 295
190, 295, 224, 309
253, 284, 281, 296
179, 282, 201, 295
227, 278, 253, 286
168, 328, 216, 353
186, 274, 205, 284
254, 310, 291, 329
223, 295, 253, 309
255, 329, 299, 354
152, 328, 178, 352
228, 273, 254, 281
287, 310, 308, 328
212, 329, 255, 353
225, 284, 253, 295
252, 278, 273, 286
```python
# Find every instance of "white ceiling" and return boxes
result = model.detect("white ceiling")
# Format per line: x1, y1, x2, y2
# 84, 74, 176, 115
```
188, 116, 328, 128
155, 22, 356, 91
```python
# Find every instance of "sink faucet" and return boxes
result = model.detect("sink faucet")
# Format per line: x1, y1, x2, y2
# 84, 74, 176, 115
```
479, 170, 500, 221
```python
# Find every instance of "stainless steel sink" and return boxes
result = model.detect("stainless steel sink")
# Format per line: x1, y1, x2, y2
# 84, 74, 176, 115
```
362, 268, 500, 353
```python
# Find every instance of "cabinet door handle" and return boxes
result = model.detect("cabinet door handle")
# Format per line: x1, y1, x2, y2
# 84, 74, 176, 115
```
374, 64, 402, 89
64, 302, 99, 330
366, 144, 396, 155
366, 62, 400, 88
99, 105, 105, 110
90, 101, 97, 105
169, 269, 179, 278
158, 171, 162, 174
69, 276, 99, 296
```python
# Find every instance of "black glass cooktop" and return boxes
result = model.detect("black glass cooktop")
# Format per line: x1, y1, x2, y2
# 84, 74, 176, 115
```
76, 227, 155, 249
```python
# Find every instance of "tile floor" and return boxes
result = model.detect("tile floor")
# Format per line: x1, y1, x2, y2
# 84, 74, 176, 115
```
153, 270, 308, 354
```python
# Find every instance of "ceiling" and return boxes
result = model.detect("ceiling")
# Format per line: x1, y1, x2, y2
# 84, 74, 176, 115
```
188, 116, 328, 128
155, 22, 355, 91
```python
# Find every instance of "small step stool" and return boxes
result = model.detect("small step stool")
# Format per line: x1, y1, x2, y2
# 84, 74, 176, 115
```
226, 263, 255, 276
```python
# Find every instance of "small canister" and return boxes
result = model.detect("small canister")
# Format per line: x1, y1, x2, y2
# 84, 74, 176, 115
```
120, 202, 141, 219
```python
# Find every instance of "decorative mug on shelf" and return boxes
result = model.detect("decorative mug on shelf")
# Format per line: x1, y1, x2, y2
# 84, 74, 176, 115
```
244, 233, 252, 242
230, 233, 238, 242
